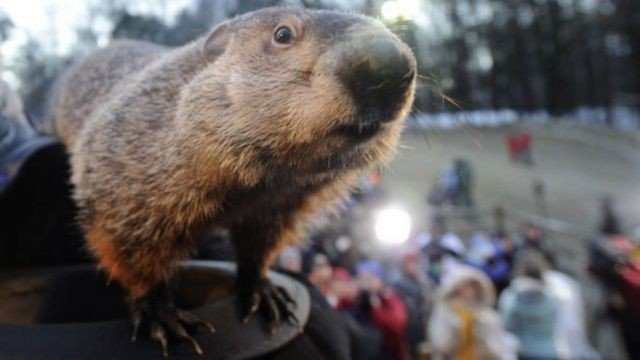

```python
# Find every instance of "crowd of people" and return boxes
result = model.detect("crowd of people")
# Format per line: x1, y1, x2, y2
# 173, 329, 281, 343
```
278, 215, 602, 360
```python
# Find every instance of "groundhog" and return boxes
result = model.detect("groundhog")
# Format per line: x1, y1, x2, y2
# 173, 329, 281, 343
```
50, 7, 416, 356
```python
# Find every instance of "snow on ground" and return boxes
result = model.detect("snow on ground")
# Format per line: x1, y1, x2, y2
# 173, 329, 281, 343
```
409, 107, 640, 130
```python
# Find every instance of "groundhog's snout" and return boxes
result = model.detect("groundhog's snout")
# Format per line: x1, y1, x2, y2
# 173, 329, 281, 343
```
338, 37, 415, 118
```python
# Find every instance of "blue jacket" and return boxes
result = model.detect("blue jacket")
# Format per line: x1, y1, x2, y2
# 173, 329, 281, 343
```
499, 278, 560, 359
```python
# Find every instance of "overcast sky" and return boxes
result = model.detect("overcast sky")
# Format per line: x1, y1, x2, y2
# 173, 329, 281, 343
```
0, 0, 193, 60
0, 0, 194, 86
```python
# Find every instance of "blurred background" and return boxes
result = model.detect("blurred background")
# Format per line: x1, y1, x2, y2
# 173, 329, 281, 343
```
1, 0, 639, 123
0, 0, 639, 359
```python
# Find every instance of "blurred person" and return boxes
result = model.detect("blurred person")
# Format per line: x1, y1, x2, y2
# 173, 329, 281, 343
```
332, 267, 359, 311
492, 231, 517, 270
428, 164, 459, 206
0, 79, 30, 128
467, 231, 513, 294
589, 235, 640, 359
452, 158, 474, 207
301, 232, 330, 274
327, 267, 383, 360
499, 251, 561, 360
0, 113, 33, 190
498, 232, 517, 266
418, 216, 466, 284
616, 257, 640, 359
492, 206, 507, 236
587, 235, 630, 350
0, 92, 87, 266
0, 89, 43, 192
545, 266, 600, 359
441, 165, 458, 205
532, 180, 548, 218
599, 195, 622, 236
587, 235, 626, 296
272, 271, 363, 360
353, 260, 409, 360
0, 139, 88, 267
276, 245, 302, 273
429, 266, 517, 360
505, 132, 533, 165
392, 251, 433, 358
308, 253, 333, 298
505, 132, 518, 162
515, 222, 556, 268
520, 132, 533, 164
193, 227, 235, 261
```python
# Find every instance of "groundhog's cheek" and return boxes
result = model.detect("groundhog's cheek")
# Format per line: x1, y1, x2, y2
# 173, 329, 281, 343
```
316, 101, 353, 134
280, 96, 337, 142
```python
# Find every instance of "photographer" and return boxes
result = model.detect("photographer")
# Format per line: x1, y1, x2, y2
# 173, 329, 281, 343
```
352, 260, 409, 360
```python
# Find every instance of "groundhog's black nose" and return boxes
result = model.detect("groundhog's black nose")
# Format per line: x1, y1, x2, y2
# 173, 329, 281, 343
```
339, 38, 415, 123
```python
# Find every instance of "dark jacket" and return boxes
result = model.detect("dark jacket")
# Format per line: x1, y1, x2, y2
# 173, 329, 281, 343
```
0, 141, 89, 267
392, 274, 430, 353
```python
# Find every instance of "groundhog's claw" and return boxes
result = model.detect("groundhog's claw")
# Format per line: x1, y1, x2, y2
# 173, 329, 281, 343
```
241, 292, 262, 324
130, 294, 214, 357
150, 322, 170, 357
238, 279, 299, 333
176, 308, 216, 333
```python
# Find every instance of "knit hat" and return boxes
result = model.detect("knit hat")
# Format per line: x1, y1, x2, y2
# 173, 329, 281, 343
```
356, 260, 385, 280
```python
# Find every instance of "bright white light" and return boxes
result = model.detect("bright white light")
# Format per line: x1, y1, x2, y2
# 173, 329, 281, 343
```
374, 208, 411, 246
381, 0, 421, 21
381, 1, 401, 21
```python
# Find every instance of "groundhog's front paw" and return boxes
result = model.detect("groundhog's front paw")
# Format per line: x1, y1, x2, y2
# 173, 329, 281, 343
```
237, 278, 299, 334
130, 294, 215, 357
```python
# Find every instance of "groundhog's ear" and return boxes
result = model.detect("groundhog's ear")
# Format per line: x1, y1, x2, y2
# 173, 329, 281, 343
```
202, 21, 231, 60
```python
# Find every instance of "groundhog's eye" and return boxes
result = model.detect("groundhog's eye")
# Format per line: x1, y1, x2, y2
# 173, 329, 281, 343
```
274, 26, 293, 45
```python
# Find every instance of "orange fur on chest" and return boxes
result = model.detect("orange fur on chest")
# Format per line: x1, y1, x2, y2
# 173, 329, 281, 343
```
86, 225, 178, 299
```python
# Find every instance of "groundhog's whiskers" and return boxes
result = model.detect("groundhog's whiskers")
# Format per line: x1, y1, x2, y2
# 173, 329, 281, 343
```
414, 74, 483, 150
409, 110, 433, 149
416, 73, 440, 84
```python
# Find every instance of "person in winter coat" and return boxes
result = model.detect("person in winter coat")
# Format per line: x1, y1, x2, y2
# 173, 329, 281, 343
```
515, 222, 556, 268
428, 266, 517, 360
418, 217, 466, 284
0, 90, 87, 267
453, 158, 474, 207
392, 251, 433, 358
0, 79, 30, 128
598, 195, 622, 236
0, 85, 39, 193
354, 260, 409, 360
545, 269, 600, 359
499, 251, 561, 360
467, 231, 513, 294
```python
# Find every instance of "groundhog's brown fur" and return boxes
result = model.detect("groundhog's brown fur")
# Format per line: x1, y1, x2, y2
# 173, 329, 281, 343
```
51, 7, 415, 322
